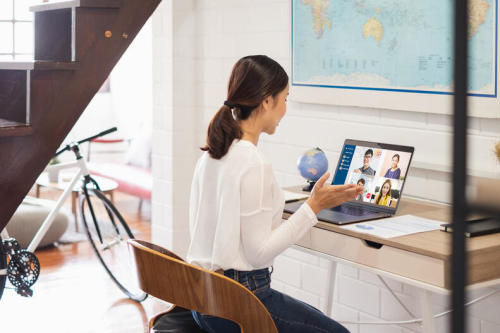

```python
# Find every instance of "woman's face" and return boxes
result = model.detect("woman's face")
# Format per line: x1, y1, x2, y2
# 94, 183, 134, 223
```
262, 85, 289, 134
391, 156, 399, 169
382, 183, 390, 196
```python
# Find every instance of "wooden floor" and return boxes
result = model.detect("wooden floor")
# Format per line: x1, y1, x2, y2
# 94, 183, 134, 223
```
0, 190, 170, 333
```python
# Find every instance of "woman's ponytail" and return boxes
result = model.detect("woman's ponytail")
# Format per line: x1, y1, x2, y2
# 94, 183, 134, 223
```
201, 104, 242, 159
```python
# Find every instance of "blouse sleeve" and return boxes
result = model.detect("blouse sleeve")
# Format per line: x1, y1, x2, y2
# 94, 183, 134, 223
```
239, 163, 317, 268
188, 159, 201, 240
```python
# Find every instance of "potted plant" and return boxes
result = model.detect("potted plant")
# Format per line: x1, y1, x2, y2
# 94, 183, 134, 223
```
473, 141, 500, 206
496, 141, 500, 164
47, 157, 60, 183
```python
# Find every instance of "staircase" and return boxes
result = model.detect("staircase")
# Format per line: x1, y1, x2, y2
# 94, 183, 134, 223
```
0, 0, 161, 233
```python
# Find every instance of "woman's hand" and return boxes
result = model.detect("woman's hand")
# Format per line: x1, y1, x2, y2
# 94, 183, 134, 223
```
305, 172, 364, 214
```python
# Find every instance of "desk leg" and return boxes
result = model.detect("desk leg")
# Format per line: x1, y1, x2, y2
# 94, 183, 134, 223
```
326, 260, 338, 317
71, 192, 78, 232
419, 289, 437, 333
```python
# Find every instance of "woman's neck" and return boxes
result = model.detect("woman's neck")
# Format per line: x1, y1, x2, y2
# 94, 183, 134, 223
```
240, 120, 261, 146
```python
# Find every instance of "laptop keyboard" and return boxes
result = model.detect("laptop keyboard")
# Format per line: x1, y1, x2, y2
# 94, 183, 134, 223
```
330, 205, 375, 216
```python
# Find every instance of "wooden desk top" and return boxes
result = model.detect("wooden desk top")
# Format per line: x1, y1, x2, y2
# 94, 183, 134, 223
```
283, 186, 500, 262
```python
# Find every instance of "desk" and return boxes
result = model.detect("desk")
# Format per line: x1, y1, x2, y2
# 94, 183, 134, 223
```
283, 186, 500, 331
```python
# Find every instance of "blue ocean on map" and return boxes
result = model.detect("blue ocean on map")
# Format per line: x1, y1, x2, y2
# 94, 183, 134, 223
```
292, 0, 496, 95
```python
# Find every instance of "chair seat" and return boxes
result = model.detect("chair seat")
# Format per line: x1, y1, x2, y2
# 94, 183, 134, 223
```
152, 307, 207, 333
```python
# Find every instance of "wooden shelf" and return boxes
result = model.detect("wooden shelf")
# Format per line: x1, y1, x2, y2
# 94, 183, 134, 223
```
412, 160, 499, 180
30, 0, 122, 12
0, 61, 79, 71
0, 119, 33, 137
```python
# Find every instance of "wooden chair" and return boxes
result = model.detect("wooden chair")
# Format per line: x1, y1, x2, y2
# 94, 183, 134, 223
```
128, 239, 278, 333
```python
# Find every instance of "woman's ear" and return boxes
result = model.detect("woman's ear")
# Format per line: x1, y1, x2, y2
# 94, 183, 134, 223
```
262, 96, 272, 111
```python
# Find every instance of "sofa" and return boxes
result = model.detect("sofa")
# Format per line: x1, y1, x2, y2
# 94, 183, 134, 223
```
6, 197, 70, 249
87, 126, 152, 205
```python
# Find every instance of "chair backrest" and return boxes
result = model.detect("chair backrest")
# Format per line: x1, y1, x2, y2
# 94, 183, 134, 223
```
128, 239, 278, 333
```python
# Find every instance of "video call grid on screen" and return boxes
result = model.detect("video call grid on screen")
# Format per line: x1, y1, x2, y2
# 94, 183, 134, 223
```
332, 139, 414, 211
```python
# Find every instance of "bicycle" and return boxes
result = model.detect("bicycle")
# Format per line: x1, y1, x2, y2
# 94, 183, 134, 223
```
0, 127, 147, 302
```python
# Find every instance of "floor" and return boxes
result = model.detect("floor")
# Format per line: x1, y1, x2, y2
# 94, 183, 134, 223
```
0, 189, 170, 333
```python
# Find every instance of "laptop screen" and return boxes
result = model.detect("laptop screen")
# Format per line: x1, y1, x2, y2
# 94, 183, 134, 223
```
332, 139, 414, 212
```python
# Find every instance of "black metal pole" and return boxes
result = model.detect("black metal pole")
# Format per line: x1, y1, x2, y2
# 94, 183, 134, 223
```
452, 0, 468, 332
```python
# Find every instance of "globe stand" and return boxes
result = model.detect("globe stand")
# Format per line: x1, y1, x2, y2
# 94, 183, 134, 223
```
302, 180, 316, 192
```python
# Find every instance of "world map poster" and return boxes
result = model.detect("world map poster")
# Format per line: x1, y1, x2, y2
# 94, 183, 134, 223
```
291, 0, 499, 117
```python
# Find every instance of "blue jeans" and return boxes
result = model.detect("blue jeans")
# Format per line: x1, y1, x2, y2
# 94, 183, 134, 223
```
191, 268, 349, 333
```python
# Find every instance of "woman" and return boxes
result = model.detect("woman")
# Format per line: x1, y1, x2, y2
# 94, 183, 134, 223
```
384, 154, 401, 179
187, 55, 361, 333
375, 179, 392, 206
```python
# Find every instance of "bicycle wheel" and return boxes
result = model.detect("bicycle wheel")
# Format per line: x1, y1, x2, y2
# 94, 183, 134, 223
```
80, 188, 147, 302
0, 236, 6, 301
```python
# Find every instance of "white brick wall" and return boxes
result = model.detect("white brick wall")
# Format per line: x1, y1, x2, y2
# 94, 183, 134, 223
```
151, 0, 197, 259
152, 0, 500, 331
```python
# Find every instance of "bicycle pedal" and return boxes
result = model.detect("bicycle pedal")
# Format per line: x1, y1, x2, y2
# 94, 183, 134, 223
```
16, 286, 33, 297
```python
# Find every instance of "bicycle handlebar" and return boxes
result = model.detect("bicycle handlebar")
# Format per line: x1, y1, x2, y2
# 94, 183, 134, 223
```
77, 127, 117, 145
54, 127, 118, 157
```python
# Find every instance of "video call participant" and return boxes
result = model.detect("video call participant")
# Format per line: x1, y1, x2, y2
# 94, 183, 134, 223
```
354, 149, 376, 176
375, 179, 392, 206
384, 154, 401, 179
355, 178, 365, 201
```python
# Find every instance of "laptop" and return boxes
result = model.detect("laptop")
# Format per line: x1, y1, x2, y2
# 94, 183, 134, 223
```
284, 139, 415, 225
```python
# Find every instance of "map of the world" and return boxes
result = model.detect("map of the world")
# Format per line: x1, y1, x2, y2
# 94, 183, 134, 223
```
292, 0, 497, 97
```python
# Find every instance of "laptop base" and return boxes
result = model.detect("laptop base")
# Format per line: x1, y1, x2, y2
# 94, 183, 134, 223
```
284, 201, 392, 225
317, 208, 391, 225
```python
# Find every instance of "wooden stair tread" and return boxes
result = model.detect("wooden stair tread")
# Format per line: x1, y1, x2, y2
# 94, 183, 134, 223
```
30, 0, 121, 12
0, 61, 79, 71
0, 119, 32, 137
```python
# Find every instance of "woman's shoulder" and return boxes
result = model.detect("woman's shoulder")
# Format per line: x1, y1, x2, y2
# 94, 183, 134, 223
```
229, 140, 269, 165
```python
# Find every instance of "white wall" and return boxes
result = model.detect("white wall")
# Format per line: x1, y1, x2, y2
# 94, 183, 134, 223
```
63, 20, 153, 164
151, 0, 198, 257
152, 1, 500, 332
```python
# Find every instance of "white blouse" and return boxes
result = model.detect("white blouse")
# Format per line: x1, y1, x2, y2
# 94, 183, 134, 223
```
186, 139, 318, 271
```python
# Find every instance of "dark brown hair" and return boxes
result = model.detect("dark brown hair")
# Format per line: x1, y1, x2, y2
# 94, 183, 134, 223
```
201, 55, 288, 159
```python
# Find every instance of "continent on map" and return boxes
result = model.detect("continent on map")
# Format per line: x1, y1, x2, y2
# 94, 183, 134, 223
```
362, 17, 384, 42
302, 0, 331, 38
307, 168, 318, 175
468, 0, 490, 38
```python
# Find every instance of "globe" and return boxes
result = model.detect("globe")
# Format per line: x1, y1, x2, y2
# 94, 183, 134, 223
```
297, 147, 328, 191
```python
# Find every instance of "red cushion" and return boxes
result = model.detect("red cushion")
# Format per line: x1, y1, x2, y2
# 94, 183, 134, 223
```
91, 138, 125, 143
87, 163, 151, 200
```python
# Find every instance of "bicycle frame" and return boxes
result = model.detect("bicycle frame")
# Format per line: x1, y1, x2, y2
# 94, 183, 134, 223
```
1, 127, 122, 299
0, 153, 93, 268
25, 156, 91, 253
